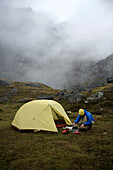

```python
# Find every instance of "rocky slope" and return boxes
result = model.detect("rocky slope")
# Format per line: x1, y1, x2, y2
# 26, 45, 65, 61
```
67, 53, 113, 90
89, 53, 113, 87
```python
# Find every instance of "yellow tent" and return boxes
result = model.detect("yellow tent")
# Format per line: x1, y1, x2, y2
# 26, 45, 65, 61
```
12, 100, 72, 132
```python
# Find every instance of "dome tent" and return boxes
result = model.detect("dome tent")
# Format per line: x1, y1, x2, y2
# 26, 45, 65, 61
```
12, 100, 72, 132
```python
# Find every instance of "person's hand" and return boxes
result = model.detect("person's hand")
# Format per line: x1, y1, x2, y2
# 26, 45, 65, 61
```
73, 122, 76, 126
81, 124, 84, 128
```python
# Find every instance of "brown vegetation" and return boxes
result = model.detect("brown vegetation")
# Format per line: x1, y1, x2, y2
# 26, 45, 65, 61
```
0, 80, 113, 169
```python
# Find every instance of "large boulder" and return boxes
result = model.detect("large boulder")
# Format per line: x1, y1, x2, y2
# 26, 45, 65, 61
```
55, 89, 68, 100
85, 91, 104, 103
76, 93, 84, 102
68, 91, 77, 103
68, 91, 84, 103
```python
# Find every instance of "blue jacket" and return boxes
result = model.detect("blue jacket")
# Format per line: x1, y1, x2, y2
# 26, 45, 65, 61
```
74, 110, 94, 126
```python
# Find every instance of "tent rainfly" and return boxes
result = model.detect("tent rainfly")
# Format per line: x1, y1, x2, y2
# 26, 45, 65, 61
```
12, 100, 72, 132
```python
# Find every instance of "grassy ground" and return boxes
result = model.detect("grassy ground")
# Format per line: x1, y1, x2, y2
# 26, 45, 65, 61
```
0, 81, 113, 169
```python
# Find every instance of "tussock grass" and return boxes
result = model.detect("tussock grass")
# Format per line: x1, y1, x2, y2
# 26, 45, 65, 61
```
0, 81, 113, 169
0, 104, 113, 170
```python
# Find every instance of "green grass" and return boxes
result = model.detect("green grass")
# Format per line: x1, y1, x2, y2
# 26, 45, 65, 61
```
0, 80, 113, 169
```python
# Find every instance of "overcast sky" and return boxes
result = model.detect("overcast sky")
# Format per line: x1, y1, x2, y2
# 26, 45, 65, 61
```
1, 0, 113, 22
0, 0, 112, 55
0, 0, 113, 88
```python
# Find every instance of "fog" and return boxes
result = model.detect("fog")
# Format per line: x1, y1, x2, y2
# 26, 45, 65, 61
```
0, 0, 113, 89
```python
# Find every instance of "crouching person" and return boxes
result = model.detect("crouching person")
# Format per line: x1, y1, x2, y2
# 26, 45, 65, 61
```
73, 109, 94, 130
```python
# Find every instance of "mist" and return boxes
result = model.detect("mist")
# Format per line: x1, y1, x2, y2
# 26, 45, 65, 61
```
0, 0, 113, 89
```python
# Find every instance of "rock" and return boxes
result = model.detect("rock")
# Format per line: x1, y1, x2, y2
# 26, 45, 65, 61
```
87, 97, 96, 101
0, 98, 8, 102
68, 91, 84, 103
37, 95, 54, 100
25, 83, 42, 88
67, 111, 72, 114
107, 77, 113, 84
68, 91, 77, 103
76, 94, 84, 102
67, 85, 86, 103
68, 89, 81, 103
11, 88, 18, 93
55, 89, 68, 100
3, 98, 8, 102
103, 132, 108, 135
0, 79, 11, 86
100, 108, 103, 111
18, 99, 32, 103
86, 91, 104, 101
97, 91, 104, 98
4, 93, 12, 98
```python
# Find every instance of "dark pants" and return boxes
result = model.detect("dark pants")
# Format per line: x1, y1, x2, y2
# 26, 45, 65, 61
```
78, 116, 94, 130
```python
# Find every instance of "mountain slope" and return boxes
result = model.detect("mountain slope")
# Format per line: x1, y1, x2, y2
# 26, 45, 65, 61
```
66, 53, 113, 89
89, 53, 113, 87
0, 79, 60, 103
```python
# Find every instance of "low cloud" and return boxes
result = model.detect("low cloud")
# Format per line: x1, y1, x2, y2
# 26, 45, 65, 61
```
0, 0, 113, 89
